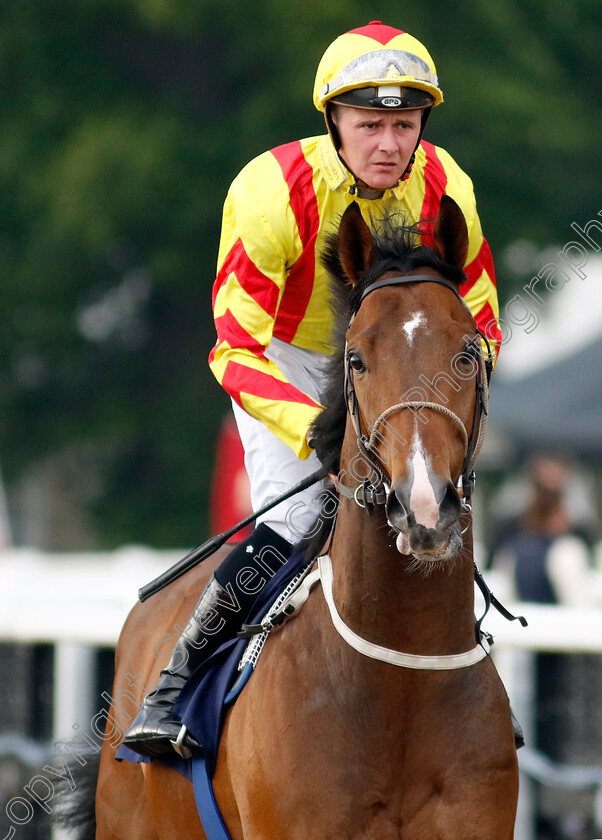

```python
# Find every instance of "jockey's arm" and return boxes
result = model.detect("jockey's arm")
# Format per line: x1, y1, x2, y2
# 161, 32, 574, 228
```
209, 158, 322, 461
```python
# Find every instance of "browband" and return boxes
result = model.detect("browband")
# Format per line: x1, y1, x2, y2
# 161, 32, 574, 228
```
356, 274, 469, 313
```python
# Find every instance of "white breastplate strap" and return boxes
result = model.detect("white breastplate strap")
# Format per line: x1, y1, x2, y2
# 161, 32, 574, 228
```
317, 555, 490, 670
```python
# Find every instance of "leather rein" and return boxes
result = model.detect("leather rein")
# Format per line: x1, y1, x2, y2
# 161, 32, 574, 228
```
339, 273, 492, 511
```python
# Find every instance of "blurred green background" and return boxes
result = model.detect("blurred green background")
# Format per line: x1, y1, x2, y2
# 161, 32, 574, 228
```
0, 0, 600, 549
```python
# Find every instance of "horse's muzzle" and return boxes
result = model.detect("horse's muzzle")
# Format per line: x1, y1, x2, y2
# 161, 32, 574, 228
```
385, 479, 462, 561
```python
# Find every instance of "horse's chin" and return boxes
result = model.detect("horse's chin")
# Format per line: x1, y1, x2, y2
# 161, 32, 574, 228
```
395, 527, 463, 565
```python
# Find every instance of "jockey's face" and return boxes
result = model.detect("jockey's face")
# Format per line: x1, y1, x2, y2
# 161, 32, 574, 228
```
333, 106, 422, 191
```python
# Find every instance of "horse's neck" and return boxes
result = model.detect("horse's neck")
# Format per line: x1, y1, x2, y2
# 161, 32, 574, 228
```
329, 491, 476, 658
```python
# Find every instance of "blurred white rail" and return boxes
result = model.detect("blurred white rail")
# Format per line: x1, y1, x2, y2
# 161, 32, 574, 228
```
2, 547, 602, 650
0, 546, 185, 646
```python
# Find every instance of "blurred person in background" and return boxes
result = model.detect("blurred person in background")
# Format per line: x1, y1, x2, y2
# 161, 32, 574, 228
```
489, 452, 600, 766
490, 452, 599, 608
125, 21, 502, 758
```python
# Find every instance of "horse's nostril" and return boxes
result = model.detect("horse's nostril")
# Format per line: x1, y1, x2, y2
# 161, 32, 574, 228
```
386, 489, 409, 530
438, 482, 461, 525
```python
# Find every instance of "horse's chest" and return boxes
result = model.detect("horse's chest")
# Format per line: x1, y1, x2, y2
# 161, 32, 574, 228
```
225, 605, 515, 840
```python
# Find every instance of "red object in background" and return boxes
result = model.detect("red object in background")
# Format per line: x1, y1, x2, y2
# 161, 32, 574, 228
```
209, 415, 252, 540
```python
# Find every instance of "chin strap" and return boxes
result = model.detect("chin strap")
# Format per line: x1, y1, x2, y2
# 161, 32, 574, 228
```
400, 152, 415, 182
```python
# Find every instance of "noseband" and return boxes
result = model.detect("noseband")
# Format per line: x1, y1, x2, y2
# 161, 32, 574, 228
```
341, 274, 492, 510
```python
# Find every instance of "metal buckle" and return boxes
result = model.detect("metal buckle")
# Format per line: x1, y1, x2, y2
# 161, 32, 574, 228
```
353, 484, 366, 508
170, 724, 192, 759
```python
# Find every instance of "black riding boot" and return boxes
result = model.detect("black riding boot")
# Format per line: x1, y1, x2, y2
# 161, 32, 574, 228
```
123, 524, 292, 759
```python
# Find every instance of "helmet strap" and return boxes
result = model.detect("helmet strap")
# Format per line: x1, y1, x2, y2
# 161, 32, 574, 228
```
400, 153, 415, 182
335, 148, 361, 195
324, 102, 341, 150
400, 106, 432, 180
324, 104, 362, 194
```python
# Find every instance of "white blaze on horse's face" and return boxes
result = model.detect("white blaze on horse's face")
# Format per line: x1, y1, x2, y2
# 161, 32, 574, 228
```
392, 427, 452, 559
408, 432, 440, 530
402, 311, 427, 345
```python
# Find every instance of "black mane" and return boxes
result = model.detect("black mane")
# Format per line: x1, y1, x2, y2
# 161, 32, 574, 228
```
309, 212, 465, 476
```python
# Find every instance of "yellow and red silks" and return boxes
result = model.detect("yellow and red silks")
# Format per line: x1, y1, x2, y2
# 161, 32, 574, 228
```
210, 134, 500, 460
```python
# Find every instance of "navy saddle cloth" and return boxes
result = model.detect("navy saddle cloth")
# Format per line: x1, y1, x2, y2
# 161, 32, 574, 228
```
116, 547, 311, 778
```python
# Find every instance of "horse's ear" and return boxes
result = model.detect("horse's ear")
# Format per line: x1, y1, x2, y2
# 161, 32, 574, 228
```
432, 195, 469, 270
337, 202, 375, 286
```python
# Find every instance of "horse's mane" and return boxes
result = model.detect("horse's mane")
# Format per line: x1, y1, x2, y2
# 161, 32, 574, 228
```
299, 212, 466, 559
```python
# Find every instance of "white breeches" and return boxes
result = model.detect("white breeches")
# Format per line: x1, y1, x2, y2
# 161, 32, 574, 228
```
231, 338, 330, 544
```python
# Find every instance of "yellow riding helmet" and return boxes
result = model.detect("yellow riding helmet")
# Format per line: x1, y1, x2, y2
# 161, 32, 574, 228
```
314, 21, 443, 112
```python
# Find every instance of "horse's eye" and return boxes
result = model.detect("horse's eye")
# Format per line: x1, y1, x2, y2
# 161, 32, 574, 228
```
455, 339, 480, 372
348, 353, 366, 373
461, 339, 480, 359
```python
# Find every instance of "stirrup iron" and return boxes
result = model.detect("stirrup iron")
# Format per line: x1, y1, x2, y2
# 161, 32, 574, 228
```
171, 724, 192, 759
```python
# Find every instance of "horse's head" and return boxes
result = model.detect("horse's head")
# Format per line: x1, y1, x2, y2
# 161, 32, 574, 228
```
320, 197, 488, 564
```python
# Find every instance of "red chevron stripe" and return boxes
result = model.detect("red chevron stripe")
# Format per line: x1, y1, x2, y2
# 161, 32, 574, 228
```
212, 238, 279, 318
271, 142, 320, 342
473, 301, 502, 352
211, 310, 267, 362
462, 237, 497, 294
271, 141, 317, 247
419, 142, 448, 247
222, 360, 321, 410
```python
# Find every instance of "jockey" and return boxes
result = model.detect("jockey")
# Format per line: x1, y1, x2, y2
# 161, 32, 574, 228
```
124, 21, 501, 758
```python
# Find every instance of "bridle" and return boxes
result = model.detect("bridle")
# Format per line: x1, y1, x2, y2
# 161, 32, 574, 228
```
339, 273, 492, 512
235, 274, 526, 673
315, 273, 526, 670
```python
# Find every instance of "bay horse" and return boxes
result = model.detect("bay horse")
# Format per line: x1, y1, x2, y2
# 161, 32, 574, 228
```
73, 196, 519, 839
